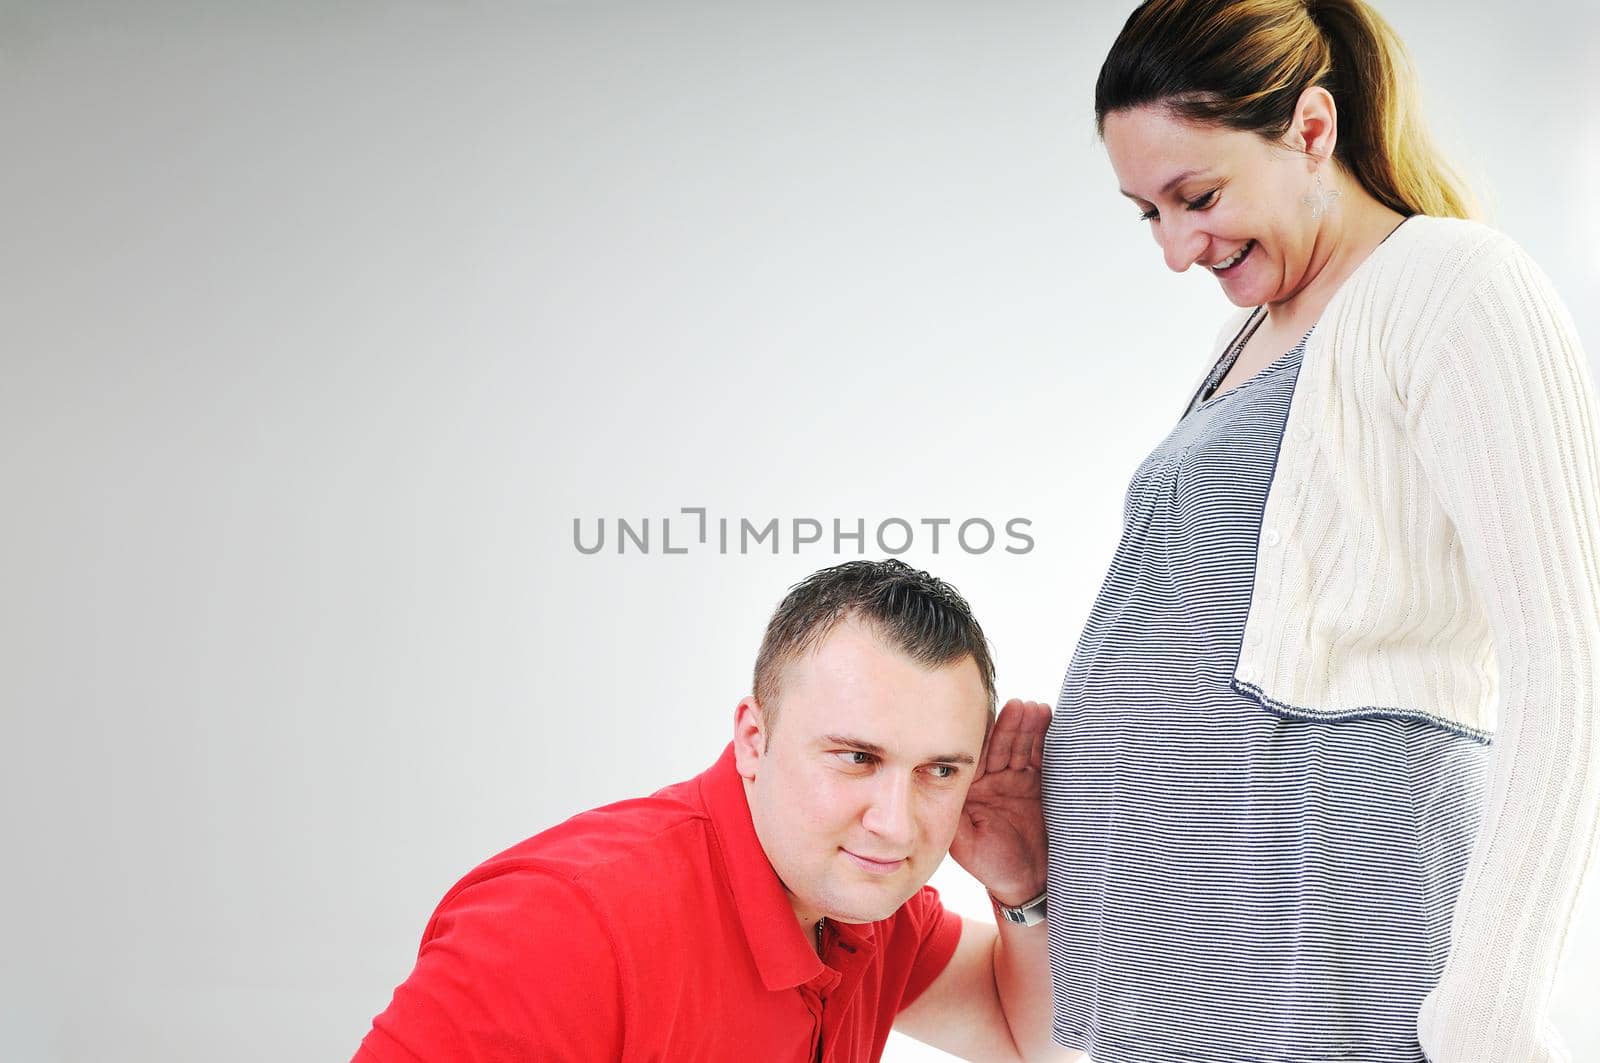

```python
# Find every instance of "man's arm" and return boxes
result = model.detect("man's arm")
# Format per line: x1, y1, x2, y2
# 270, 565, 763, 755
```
895, 912, 1074, 1063
893, 699, 1081, 1063
353, 867, 623, 1062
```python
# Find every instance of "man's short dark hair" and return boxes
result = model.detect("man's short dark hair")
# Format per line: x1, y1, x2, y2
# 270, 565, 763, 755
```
752, 559, 998, 729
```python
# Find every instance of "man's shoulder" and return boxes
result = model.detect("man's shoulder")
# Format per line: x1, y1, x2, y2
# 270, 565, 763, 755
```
430, 768, 727, 933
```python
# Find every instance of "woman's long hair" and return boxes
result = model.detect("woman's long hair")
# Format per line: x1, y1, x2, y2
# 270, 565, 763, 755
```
1094, 0, 1478, 220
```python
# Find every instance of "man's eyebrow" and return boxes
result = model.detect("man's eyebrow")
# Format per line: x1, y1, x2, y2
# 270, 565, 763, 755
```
821, 735, 975, 766
823, 734, 887, 756
1119, 168, 1208, 200
926, 751, 977, 766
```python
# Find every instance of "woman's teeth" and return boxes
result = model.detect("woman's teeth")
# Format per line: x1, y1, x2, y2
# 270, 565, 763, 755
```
1211, 241, 1254, 272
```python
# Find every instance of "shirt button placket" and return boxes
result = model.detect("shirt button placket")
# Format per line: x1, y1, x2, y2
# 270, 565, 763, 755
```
801, 987, 824, 1062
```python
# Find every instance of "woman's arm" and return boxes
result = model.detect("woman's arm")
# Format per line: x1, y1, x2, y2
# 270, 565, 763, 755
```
1403, 243, 1600, 1063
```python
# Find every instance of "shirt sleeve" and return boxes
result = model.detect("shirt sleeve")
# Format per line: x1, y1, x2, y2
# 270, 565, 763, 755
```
895, 884, 964, 1012
352, 866, 625, 1063
1401, 243, 1600, 1063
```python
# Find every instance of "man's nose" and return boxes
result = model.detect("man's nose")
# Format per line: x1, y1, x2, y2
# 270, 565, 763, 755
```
860, 772, 916, 849
1160, 218, 1207, 273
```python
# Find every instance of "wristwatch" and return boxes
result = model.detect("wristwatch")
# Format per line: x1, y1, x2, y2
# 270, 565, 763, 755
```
991, 886, 1049, 927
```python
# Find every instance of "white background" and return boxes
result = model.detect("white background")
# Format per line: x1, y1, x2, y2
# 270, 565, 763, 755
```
2, 2, 1597, 1060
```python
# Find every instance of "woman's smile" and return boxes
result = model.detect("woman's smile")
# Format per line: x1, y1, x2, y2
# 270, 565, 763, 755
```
1209, 240, 1255, 272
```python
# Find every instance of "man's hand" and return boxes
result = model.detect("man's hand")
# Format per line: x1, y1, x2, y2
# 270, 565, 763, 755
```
897, 698, 1072, 1062
949, 697, 1050, 906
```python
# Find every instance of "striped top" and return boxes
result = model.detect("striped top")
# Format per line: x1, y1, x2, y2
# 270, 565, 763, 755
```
1043, 323, 1490, 1061
1055, 217, 1599, 1062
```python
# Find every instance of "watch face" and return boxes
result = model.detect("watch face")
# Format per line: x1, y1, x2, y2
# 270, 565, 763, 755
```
995, 892, 1047, 927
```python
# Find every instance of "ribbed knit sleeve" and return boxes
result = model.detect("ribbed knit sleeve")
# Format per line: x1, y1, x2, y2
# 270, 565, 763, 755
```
1401, 244, 1600, 1062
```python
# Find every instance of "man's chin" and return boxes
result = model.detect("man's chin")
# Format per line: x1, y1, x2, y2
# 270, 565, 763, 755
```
820, 882, 925, 925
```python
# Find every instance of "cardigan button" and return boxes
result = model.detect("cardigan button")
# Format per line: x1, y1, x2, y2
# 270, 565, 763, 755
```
1293, 426, 1312, 442
1263, 529, 1282, 548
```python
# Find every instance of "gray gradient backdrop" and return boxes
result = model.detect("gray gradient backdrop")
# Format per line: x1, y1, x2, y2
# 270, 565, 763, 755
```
3, 2, 1597, 1060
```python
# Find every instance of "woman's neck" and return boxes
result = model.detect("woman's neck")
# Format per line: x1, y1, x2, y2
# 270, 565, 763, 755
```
1267, 174, 1408, 327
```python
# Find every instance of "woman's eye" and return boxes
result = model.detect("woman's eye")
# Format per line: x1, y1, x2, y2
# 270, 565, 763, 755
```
1187, 190, 1218, 210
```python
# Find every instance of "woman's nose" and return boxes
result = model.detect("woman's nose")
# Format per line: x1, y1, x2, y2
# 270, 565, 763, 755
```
1159, 219, 1207, 274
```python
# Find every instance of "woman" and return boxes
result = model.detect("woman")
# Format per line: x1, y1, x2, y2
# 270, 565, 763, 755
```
1042, 1, 1599, 1061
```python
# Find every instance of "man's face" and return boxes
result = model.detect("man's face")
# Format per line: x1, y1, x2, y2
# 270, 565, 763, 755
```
734, 618, 990, 927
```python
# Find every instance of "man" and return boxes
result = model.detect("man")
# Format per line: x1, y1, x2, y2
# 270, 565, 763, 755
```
353, 560, 1071, 1062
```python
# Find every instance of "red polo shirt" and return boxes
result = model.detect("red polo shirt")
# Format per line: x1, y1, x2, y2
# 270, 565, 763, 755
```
354, 743, 962, 1062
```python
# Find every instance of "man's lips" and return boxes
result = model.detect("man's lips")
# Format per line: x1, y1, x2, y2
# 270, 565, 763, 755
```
843, 849, 907, 875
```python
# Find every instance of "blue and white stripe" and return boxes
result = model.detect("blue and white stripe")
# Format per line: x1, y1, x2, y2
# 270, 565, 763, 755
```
1043, 331, 1488, 1062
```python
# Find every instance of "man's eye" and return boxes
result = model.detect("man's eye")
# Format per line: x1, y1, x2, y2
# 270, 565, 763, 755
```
836, 750, 876, 767
926, 764, 958, 780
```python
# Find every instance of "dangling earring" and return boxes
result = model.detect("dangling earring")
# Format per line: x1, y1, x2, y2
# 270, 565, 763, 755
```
1302, 169, 1341, 219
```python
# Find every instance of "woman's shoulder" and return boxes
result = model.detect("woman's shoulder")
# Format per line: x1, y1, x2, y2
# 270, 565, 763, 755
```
1384, 214, 1529, 293
1342, 215, 1547, 339
1393, 213, 1508, 250
1362, 216, 1580, 384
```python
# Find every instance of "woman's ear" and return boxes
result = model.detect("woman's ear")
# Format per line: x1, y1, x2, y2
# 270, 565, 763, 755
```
1291, 83, 1339, 167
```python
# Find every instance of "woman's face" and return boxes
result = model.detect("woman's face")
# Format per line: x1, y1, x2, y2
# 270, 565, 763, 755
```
1102, 104, 1323, 309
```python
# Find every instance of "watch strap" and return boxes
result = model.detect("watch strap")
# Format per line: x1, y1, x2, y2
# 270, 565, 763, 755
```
990, 885, 1048, 927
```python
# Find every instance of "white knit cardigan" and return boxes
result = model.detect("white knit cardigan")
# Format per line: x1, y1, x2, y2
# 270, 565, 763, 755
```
1201, 215, 1600, 1062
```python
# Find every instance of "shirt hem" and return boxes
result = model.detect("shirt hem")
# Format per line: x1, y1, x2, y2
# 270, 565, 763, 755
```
1231, 676, 1494, 745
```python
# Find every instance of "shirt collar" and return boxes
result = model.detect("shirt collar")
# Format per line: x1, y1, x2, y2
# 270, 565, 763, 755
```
698, 742, 829, 992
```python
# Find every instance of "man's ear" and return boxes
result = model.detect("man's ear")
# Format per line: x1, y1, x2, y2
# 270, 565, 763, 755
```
732, 695, 769, 781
